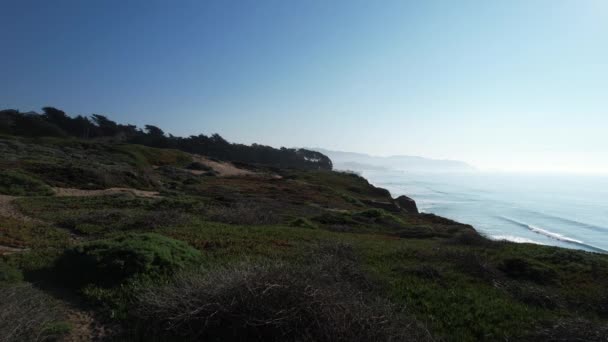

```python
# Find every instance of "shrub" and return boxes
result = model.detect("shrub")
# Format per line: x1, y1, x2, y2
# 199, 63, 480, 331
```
0, 261, 23, 283
288, 217, 317, 229
354, 208, 385, 219
185, 161, 212, 171
311, 211, 355, 225
447, 230, 495, 246
395, 264, 443, 281
21, 162, 110, 189
394, 225, 439, 239
498, 257, 557, 284
134, 243, 432, 342
523, 318, 608, 341
0, 170, 53, 196
0, 284, 69, 341
56, 233, 201, 287
57, 209, 193, 235
449, 251, 497, 282
505, 282, 559, 309
206, 202, 277, 225
340, 194, 363, 206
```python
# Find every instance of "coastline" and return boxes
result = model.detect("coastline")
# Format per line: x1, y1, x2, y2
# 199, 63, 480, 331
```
357, 169, 608, 254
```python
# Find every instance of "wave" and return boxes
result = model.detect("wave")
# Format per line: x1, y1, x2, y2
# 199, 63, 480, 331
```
497, 216, 607, 253
526, 211, 608, 234
490, 235, 546, 245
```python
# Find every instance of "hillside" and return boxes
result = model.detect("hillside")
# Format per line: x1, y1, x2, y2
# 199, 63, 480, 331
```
0, 108, 333, 171
1, 135, 608, 341
312, 148, 476, 173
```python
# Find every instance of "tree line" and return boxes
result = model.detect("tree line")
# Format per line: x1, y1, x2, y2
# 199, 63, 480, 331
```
0, 107, 333, 170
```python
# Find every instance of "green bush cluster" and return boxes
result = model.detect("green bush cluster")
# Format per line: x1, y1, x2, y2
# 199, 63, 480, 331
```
0, 170, 53, 196
56, 233, 202, 287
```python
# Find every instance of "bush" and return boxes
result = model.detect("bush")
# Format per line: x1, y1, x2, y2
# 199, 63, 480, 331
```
523, 318, 608, 341
394, 225, 439, 239
134, 243, 432, 341
447, 229, 495, 246
0, 261, 23, 283
57, 209, 193, 235
288, 217, 317, 229
206, 202, 277, 225
56, 233, 201, 287
0, 170, 53, 196
354, 208, 385, 219
185, 161, 212, 171
449, 251, 497, 282
0, 284, 69, 341
311, 211, 355, 225
498, 258, 557, 284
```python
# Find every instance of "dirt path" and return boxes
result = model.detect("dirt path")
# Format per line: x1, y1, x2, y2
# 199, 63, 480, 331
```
62, 307, 116, 342
191, 155, 256, 177
53, 187, 160, 198
0, 245, 28, 256
0, 194, 37, 222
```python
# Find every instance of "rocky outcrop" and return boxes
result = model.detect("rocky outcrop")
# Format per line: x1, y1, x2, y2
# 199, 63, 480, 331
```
361, 199, 401, 213
395, 195, 418, 214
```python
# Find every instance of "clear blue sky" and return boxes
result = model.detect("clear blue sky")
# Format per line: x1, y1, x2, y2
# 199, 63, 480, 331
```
2, 0, 607, 172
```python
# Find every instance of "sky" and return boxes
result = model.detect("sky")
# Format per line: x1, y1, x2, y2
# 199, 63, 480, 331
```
1, 0, 607, 173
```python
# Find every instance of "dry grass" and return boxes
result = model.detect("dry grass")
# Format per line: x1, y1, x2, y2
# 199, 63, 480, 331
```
134, 243, 432, 341
0, 284, 68, 342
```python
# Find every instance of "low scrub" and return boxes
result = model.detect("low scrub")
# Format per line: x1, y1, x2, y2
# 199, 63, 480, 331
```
134, 243, 431, 341
0, 170, 53, 196
0, 284, 69, 341
57, 209, 193, 235
288, 217, 317, 229
498, 257, 557, 284
56, 233, 201, 287
206, 202, 277, 225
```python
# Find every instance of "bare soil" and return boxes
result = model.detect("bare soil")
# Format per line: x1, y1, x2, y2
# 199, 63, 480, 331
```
190, 155, 256, 177
53, 187, 160, 198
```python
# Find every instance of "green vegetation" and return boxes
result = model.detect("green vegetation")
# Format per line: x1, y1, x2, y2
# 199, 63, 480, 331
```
56, 233, 202, 287
1, 107, 332, 170
0, 170, 53, 196
0, 133, 607, 341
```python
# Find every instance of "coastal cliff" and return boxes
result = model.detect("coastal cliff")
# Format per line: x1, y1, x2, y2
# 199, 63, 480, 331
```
1, 134, 608, 341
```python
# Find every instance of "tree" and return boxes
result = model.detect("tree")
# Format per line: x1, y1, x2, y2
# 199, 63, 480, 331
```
91, 114, 119, 136
145, 125, 165, 137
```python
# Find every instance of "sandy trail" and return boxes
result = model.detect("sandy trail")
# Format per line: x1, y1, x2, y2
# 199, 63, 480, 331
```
190, 155, 256, 177
0, 195, 34, 254
0, 194, 36, 222
0, 245, 28, 256
53, 187, 160, 198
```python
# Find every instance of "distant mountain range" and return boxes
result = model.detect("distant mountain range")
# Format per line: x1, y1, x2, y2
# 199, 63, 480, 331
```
311, 148, 476, 173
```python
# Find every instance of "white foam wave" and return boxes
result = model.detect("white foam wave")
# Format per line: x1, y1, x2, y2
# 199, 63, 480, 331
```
526, 224, 584, 244
497, 216, 608, 253
490, 235, 545, 245
498, 216, 584, 243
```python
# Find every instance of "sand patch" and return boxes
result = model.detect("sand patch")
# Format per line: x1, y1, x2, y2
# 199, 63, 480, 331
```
0, 194, 38, 222
0, 245, 28, 256
53, 187, 160, 198
190, 155, 256, 177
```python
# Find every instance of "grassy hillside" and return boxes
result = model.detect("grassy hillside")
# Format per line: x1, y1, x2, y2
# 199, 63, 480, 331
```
1, 135, 607, 341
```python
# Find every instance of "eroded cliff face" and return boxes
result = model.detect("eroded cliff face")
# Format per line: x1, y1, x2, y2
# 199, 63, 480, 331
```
359, 194, 420, 215
395, 195, 419, 214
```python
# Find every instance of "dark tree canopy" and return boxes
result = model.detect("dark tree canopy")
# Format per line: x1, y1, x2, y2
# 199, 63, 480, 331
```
0, 108, 332, 170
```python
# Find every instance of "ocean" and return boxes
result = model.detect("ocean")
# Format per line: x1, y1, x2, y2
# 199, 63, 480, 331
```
359, 170, 608, 253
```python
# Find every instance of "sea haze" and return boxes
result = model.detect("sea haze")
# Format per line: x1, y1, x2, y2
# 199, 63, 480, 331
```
358, 170, 608, 253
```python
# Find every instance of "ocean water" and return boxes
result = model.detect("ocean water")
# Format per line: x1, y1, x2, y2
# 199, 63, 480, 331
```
359, 170, 608, 253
